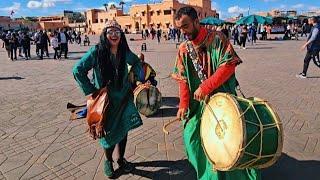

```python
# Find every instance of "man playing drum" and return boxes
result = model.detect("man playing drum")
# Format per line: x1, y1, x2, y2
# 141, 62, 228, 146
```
172, 7, 261, 180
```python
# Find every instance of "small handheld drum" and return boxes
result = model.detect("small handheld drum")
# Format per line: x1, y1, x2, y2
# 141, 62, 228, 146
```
134, 83, 162, 116
200, 93, 283, 171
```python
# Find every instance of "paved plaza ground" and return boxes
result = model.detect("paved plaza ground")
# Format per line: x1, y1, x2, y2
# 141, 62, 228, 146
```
0, 34, 320, 180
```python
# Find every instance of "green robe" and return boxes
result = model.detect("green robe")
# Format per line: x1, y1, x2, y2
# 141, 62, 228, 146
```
73, 46, 143, 149
172, 29, 261, 180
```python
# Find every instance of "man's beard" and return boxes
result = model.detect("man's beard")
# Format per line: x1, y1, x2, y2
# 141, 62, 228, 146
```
186, 27, 199, 41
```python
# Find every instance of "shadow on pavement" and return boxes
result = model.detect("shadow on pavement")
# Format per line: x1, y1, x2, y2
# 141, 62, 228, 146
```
0, 76, 24, 80
262, 153, 320, 180
113, 160, 196, 179
161, 97, 179, 107
148, 107, 178, 118
248, 47, 273, 50
307, 76, 320, 79
68, 50, 91, 54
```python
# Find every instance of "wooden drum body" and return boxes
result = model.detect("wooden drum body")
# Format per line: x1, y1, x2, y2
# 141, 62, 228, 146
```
200, 93, 283, 171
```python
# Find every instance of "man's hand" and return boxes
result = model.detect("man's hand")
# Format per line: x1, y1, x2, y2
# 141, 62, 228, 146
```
177, 108, 188, 120
194, 87, 205, 101
300, 44, 307, 51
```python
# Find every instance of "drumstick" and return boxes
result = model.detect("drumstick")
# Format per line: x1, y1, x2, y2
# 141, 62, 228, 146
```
162, 118, 181, 135
202, 96, 225, 134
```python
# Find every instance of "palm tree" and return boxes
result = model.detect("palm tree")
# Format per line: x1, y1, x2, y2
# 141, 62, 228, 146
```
103, 3, 108, 11
119, 1, 125, 12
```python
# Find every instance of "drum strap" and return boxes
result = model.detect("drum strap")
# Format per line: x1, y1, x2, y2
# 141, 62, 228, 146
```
236, 80, 246, 98
186, 39, 208, 83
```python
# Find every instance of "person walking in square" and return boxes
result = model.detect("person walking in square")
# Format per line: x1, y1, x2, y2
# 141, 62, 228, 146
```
156, 28, 162, 43
240, 25, 248, 49
21, 32, 32, 60
42, 31, 50, 57
3, 32, 11, 59
9, 33, 18, 61
297, 17, 320, 78
232, 25, 240, 45
50, 32, 60, 60
58, 28, 69, 59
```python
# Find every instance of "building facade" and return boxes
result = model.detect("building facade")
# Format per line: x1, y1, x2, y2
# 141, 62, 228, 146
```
86, 0, 218, 34
257, 10, 298, 18
0, 16, 39, 31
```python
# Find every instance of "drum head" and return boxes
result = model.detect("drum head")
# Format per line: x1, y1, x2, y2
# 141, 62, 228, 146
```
134, 85, 161, 116
200, 93, 245, 170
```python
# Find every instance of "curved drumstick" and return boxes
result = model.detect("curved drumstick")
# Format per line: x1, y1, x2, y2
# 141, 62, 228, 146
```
162, 118, 181, 135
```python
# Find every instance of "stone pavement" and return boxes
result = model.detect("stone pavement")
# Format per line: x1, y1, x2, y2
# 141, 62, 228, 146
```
0, 35, 319, 180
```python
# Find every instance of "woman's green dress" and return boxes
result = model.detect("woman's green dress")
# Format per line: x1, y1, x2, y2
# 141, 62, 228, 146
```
73, 46, 143, 149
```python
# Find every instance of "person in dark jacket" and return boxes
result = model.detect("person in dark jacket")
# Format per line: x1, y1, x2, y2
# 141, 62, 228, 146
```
17, 31, 24, 57
297, 17, 320, 78
58, 28, 69, 59
221, 25, 229, 39
3, 32, 11, 59
9, 33, 18, 61
36, 30, 44, 60
42, 31, 50, 57
21, 32, 32, 60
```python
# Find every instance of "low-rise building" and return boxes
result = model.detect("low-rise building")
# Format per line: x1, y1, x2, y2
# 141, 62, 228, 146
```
86, 0, 218, 34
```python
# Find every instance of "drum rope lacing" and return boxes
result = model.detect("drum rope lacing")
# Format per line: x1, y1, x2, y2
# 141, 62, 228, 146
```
202, 94, 282, 169
236, 97, 282, 169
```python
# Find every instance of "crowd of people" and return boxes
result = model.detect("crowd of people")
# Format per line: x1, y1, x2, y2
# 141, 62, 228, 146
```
141, 26, 183, 43
0, 28, 91, 61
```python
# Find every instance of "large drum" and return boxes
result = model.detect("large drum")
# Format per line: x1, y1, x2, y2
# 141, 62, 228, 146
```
200, 93, 283, 171
134, 83, 162, 116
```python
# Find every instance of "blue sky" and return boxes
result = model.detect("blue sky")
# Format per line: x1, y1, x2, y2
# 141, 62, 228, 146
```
0, 0, 319, 19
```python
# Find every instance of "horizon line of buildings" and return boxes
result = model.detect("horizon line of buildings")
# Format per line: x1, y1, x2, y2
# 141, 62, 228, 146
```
1, 2, 320, 34
0, 0, 217, 34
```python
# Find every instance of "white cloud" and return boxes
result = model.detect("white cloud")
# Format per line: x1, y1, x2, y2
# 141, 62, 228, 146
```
228, 6, 249, 14
27, 0, 72, 9
291, 4, 304, 9
27, 1, 43, 9
0, 2, 21, 12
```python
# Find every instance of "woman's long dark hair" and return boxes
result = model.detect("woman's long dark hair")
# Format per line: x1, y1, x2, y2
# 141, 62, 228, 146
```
96, 28, 129, 87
